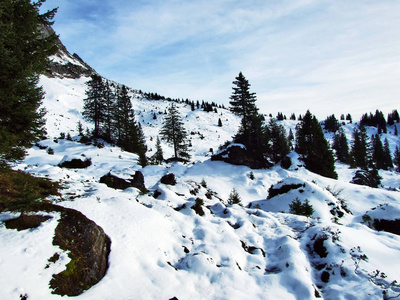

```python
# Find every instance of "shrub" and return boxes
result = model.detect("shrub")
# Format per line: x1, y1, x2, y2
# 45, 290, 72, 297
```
228, 188, 241, 205
289, 198, 314, 217
192, 198, 205, 216
47, 147, 54, 155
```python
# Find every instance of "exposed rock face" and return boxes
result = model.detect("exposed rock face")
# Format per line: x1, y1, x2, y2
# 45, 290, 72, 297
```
373, 219, 400, 236
211, 145, 270, 169
161, 173, 176, 185
100, 171, 146, 192
40, 24, 95, 79
50, 206, 111, 296
58, 157, 92, 169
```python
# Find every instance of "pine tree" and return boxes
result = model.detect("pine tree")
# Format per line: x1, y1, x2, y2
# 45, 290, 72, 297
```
267, 118, 290, 163
160, 104, 190, 161
383, 138, 393, 169
324, 114, 340, 132
152, 136, 164, 164
350, 125, 370, 169
218, 118, 223, 127
371, 134, 385, 170
0, 0, 58, 166
102, 81, 115, 143
295, 110, 337, 179
82, 74, 105, 139
229, 72, 258, 137
332, 129, 350, 163
393, 145, 400, 172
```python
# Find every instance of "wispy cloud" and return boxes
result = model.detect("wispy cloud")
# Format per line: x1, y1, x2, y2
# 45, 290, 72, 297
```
41, 0, 400, 119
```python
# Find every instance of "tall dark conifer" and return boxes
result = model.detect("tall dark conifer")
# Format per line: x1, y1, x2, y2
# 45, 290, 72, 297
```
160, 104, 190, 161
295, 110, 337, 179
82, 74, 105, 139
350, 125, 370, 169
332, 129, 350, 163
0, 0, 58, 166
267, 119, 290, 163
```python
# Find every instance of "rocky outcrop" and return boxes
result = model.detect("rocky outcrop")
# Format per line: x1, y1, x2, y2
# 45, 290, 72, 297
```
161, 173, 176, 185
49, 205, 111, 296
40, 24, 95, 79
100, 171, 147, 192
211, 145, 270, 169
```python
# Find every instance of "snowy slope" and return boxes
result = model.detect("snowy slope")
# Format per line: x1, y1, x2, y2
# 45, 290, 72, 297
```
1, 51, 400, 299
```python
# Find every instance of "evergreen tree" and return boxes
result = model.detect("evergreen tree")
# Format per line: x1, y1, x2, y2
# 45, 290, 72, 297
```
295, 110, 337, 179
229, 72, 258, 136
152, 136, 164, 164
218, 118, 223, 127
267, 118, 290, 163
393, 145, 400, 172
290, 113, 296, 120
102, 82, 115, 143
332, 129, 350, 163
371, 134, 385, 170
346, 113, 352, 123
350, 125, 370, 169
0, 0, 58, 166
383, 138, 393, 169
324, 114, 340, 132
160, 104, 190, 161
82, 74, 105, 139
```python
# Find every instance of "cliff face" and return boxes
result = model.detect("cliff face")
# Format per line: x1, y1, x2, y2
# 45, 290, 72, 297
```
40, 25, 95, 79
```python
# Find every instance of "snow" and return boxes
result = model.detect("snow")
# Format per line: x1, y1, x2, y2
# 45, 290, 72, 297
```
1, 53, 400, 299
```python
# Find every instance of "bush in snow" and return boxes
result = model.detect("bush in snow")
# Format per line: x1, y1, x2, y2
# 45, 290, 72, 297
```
192, 198, 205, 216
288, 198, 314, 217
228, 188, 241, 205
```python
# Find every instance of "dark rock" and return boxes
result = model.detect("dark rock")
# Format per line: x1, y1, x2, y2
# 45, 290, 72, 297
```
161, 173, 176, 185
314, 236, 328, 258
59, 158, 92, 169
4, 214, 52, 231
321, 271, 330, 283
280, 156, 292, 169
267, 182, 305, 199
373, 218, 400, 235
211, 145, 270, 169
49, 206, 111, 297
129, 171, 146, 192
100, 172, 147, 192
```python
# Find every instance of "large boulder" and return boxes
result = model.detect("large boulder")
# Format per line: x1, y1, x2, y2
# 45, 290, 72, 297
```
161, 173, 176, 185
100, 171, 147, 192
49, 205, 111, 296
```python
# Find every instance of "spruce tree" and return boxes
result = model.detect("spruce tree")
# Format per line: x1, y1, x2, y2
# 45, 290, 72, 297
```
350, 125, 370, 169
332, 129, 350, 163
152, 136, 164, 164
371, 134, 385, 170
229, 72, 258, 137
82, 74, 105, 139
267, 118, 290, 163
102, 81, 115, 143
383, 138, 393, 169
393, 145, 400, 172
295, 110, 337, 179
0, 0, 57, 166
160, 104, 190, 161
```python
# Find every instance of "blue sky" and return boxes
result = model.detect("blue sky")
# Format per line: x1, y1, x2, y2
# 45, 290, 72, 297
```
41, 0, 400, 120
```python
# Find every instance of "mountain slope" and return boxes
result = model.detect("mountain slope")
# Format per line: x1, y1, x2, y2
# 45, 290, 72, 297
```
1, 39, 400, 300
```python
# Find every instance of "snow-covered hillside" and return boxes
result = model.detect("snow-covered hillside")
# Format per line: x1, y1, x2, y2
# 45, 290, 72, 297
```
1, 50, 400, 300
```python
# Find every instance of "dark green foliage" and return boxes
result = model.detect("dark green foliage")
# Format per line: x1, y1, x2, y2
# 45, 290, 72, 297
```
295, 110, 337, 179
229, 72, 258, 137
288, 198, 314, 217
324, 114, 340, 132
371, 135, 387, 170
228, 188, 241, 205
350, 125, 370, 169
332, 129, 350, 163
218, 118, 223, 127
346, 114, 352, 123
393, 145, 400, 172
160, 104, 190, 161
266, 118, 290, 164
351, 169, 381, 188
387, 109, 400, 125
0, 169, 61, 213
83, 74, 105, 139
290, 113, 296, 120
192, 198, 205, 216
0, 0, 58, 166
360, 110, 387, 134
152, 136, 164, 164
383, 138, 393, 169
